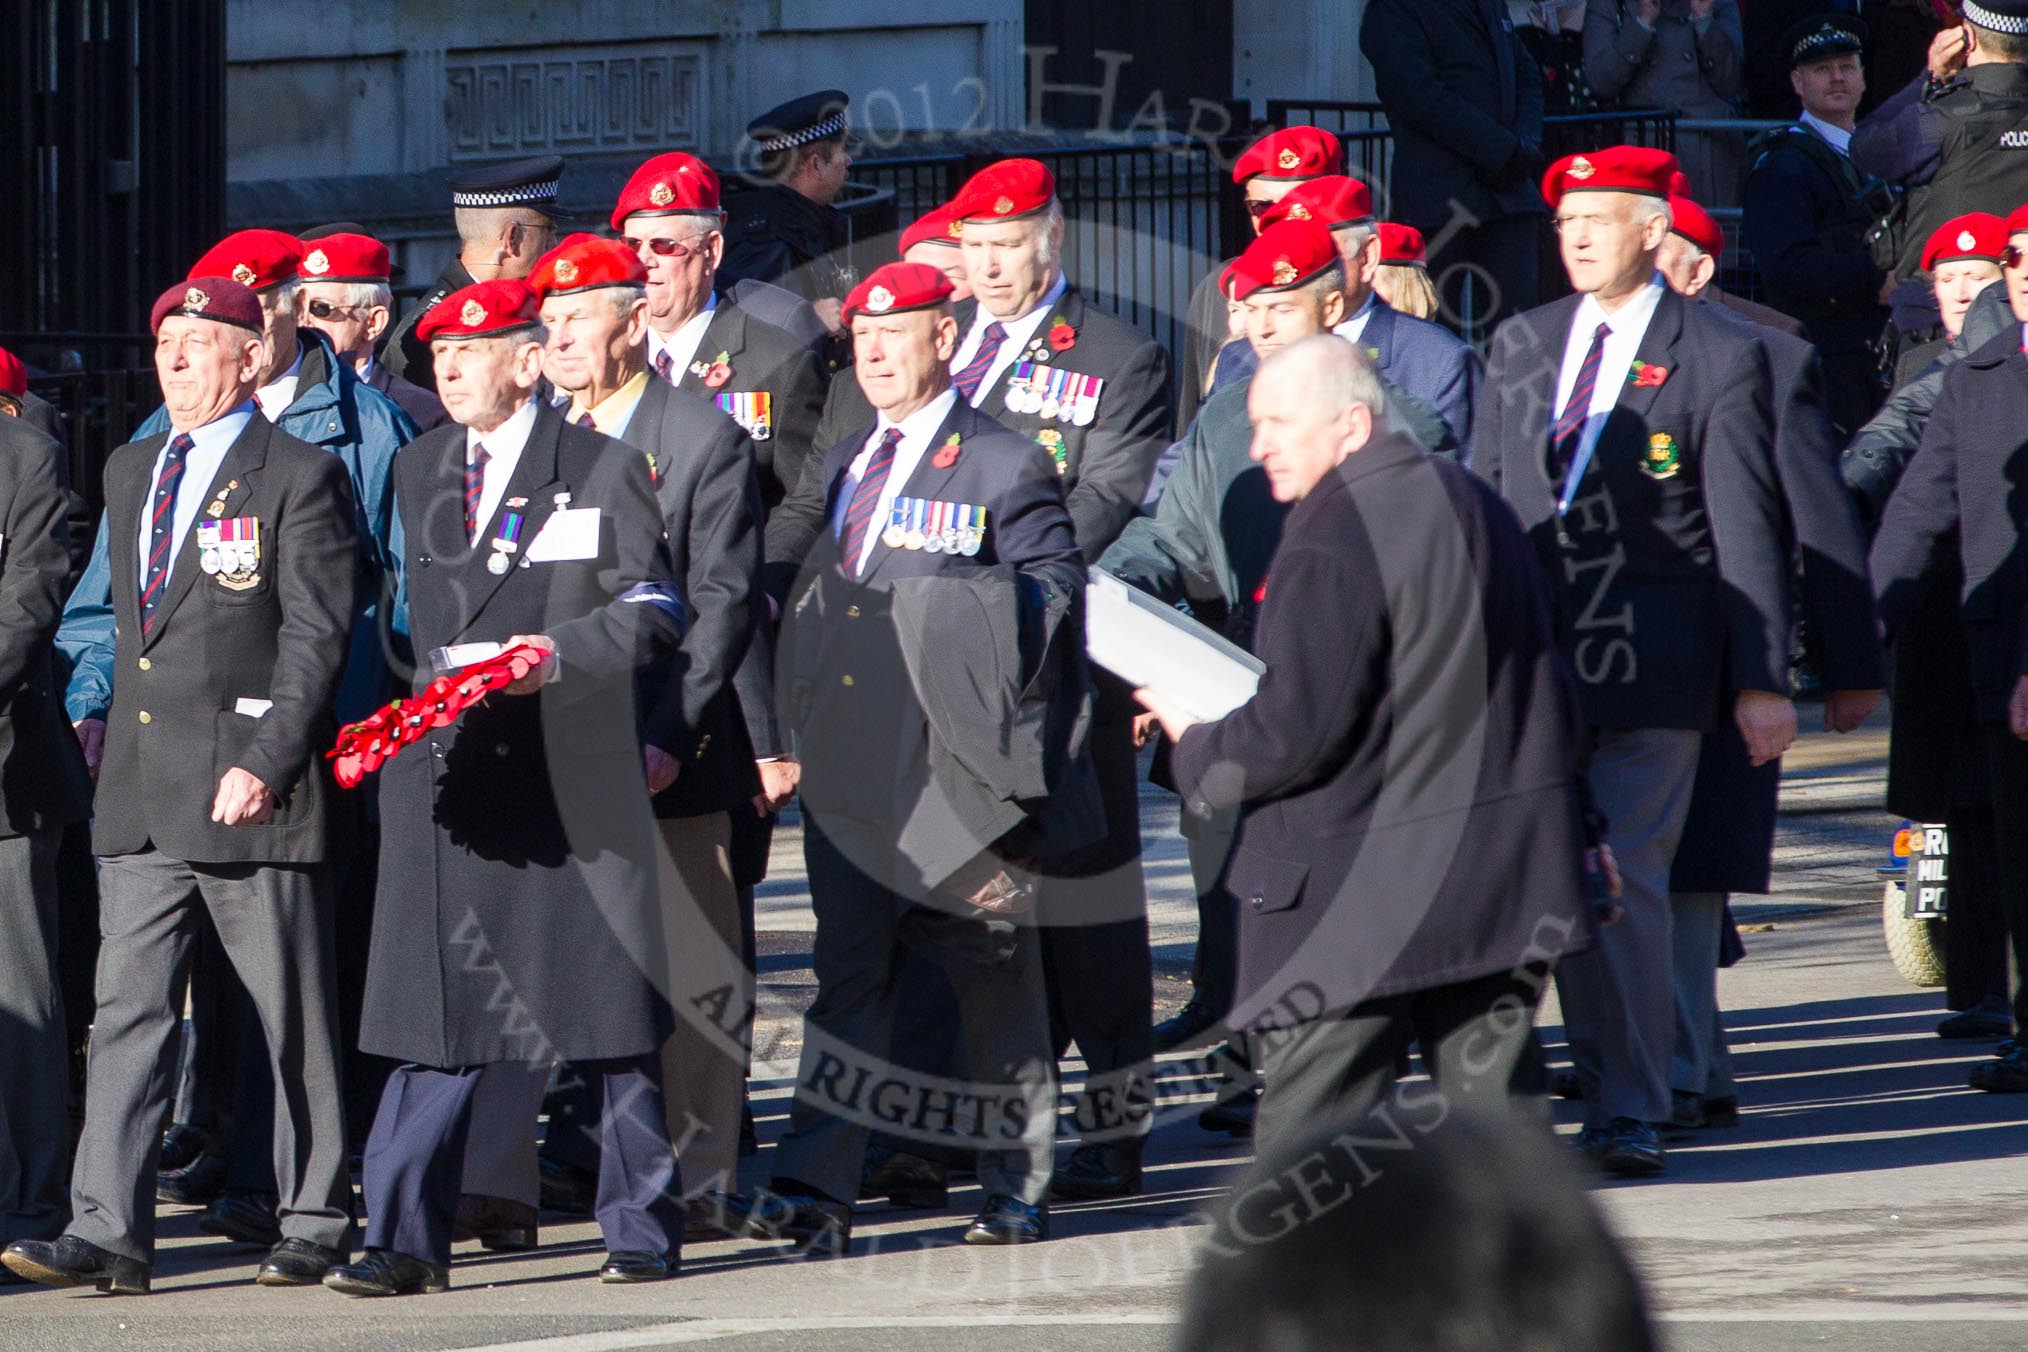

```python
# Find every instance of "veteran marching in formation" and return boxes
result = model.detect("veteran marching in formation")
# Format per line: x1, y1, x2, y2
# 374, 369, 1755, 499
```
6, 5, 2028, 1302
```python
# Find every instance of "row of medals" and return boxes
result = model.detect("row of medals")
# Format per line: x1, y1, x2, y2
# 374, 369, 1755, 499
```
1004, 366, 1098, 426
882, 505, 984, 556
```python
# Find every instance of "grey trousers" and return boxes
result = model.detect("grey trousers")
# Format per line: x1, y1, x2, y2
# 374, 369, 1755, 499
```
67, 850, 351, 1261
1553, 726, 1702, 1128
1670, 890, 1735, 1100
771, 810, 1057, 1207
1252, 967, 1546, 1162
0, 831, 69, 1243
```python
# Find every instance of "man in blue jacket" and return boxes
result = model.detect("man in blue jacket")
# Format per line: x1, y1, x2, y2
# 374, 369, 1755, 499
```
55, 228, 414, 1247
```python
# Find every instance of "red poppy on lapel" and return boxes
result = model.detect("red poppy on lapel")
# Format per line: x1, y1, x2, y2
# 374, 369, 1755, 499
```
1629, 361, 1668, 388
932, 432, 962, 469
1047, 321, 1077, 352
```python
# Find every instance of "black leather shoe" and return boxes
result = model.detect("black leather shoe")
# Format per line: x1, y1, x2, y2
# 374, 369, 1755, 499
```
322, 1248, 449, 1297
1662, 1091, 1706, 1137
1573, 1125, 1611, 1160
860, 1146, 949, 1208
537, 1157, 598, 1216
1700, 1095, 1739, 1129
453, 1194, 538, 1252
964, 1194, 1047, 1245
257, 1238, 345, 1287
1050, 1142, 1143, 1200
2, 1236, 151, 1294
1197, 1090, 1258, 1138
1153, 996, 1225, 1051
199, 1190, 283, 1247
599, 1249, 676, 1282
157, 1152, 230, 1206
1939, 998, 2014, 1040
1550, 1067, 1583, 1100
158, 1123, 209, 1173
724, 1189, 852, 1256
1970, 1045, 2028, 1093
1598, 1118, 1665, 1176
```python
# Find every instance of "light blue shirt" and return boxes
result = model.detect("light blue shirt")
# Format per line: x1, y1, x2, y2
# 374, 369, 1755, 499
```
136, 403, 254, 590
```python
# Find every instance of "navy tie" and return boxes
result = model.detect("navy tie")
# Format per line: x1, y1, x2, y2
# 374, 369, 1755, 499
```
653, 349, 676, 385
465, 444, 490, 544
139, 433, 193, 638
1552, 322, 1610, 478
839, 428, 902, 575
953, 322, 1007, 402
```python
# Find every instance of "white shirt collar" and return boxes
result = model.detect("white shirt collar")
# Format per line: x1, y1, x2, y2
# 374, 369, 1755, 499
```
254, 346, 305, 422
951, 273, 1069, 407
1798, 110, 1853, 157
138, 401, 256, 590
648, 292, 720, 382
834, 386, 961, 577
1552, 274, 1667, 507
465, 397, 540, 544
1335, 292, 1380, 345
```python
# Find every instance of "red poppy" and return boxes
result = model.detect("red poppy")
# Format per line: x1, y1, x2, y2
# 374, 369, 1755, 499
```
1631, 363, 1668, 388
704, 362, 732, 388
1047, 322, 1077, 352
932, 440, 961, 470
1252, 577, 1268, 605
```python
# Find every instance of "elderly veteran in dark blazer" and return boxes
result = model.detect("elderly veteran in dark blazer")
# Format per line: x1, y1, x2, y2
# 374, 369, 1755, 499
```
1654, 187, 1883, 1132
324, 279, 689, 1297
723, 262, 1094, 1257
1470, 146, 1794, 1177
0, 385, 91, 1264
1138, 334, 1597, 1157
522, 235, 773, 1231
1871, 227, 2028, 1096
4, 277, 360, 1295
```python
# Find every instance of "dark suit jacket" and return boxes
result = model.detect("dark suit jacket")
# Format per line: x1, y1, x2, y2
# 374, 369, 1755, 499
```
619, 372, 774, 819
665, 299, 827, 513
1710, 285, 1806, 341
784, 398, 1089, 864
1169, 434, 1591, 1028
381, 258, 475, 393
365, 362, 450, 433
1871, 328, 2028, 724
1359, 0, 1548, 232
93, 416, 359, 863
363, 403, 683, 1066
1671, 301, 1883, 895
0, 416, 91, 836
1470, 285, 1792, 731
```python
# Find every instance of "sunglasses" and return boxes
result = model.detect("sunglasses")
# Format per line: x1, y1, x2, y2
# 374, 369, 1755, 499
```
623, 234, 710, 258
1244, 198, 1278, 219
306, 299, 372, 321
2007, 245, 2028, 269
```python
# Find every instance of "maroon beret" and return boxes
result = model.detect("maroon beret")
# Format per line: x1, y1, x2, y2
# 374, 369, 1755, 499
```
151, 276, 265, 334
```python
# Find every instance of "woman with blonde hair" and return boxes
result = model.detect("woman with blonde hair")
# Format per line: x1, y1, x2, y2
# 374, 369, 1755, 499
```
1371, 222, 1441, 321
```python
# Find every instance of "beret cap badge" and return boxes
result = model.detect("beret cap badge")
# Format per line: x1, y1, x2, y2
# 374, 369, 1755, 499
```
994, 195, 1014, 215
460, 299, 487, 326
1568, 156, 1596, 180
303, 249, 330, 276
1959, 230, 1978, 251
553, 258, 580, 285
1271, 259, 1298, 286
184, 286, 211, 309
865, 285, 895, 313
1277, 148, 1301, 171
231, 263, 257, 285
649, 181, 675, 207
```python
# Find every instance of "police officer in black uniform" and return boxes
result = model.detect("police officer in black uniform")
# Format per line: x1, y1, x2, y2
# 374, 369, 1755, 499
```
381, 156, 565, 393
1743, 15, 1894, 439
719, 92, 856, 334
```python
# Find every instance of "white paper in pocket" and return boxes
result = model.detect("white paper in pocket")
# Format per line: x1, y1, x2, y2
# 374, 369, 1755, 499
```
524, 508, 601, 563
233, 698, 272, 718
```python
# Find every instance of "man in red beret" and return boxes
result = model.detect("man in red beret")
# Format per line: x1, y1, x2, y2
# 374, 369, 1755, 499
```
5, 277, 361, 1294
613, 152, 827, 517
1363, 0, 1550, 339
899, 203, 972, 301
1652, 187, 1883, 1139
1471, 145, 1795, 1177
299, 232, 449, 432
1179, 126, 1345, 412
517, 235, 779, 1241
723, 260, 1095, 1255
0, 342, 89, 1275
1899, 213, 2012, 383
326, 276, 690, 1295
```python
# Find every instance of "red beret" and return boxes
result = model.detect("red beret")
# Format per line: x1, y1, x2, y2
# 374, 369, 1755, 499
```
0, 346, 24, 400
188, 230, 305, 292
298, 232, 390, 283
1667, 196, 1725, 259
1232, 126, 1344, 185
417, 279, 541, 343
1540, 146, 1681, 210
899, 203, 964, 257
948, 159, 1056, 223
151, 276, 265, 334
2007, 203, 2028, 237
1922, 213, 2009, 270
528, 236, 648, 299
1377, 222, 1426, 265
843, 262, 956, 322
1258, 174, 1376, 230
610, 153, 721, 231
1220, 219, 1341, 301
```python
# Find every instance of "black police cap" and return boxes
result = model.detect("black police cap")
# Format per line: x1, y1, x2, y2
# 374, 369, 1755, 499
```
446, 155, 565, 214
746, 90, 850, 153
1965, 1, 2028, 37
1783, 14, 1866, 69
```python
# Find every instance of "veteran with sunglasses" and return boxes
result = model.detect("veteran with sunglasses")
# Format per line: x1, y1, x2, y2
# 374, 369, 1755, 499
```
612, 152, 827, 515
